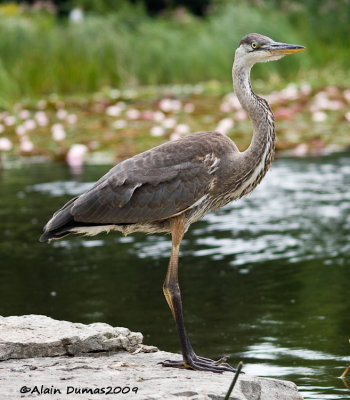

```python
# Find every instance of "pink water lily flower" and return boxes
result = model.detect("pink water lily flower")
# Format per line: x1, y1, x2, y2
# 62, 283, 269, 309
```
0, 137, 12, 151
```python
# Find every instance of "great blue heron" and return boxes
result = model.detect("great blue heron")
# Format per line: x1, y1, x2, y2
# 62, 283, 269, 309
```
40, 33, 304, 373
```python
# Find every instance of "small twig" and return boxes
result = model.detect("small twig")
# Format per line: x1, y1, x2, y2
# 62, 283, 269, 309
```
223, 361, 243, 400
341, 376, 350, 390
341, 366, 350, 378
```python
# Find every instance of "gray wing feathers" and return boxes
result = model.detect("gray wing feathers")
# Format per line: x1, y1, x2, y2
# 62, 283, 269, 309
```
71, 161, 208, 223
47, 131, 234, 227
44, 197, 77, 231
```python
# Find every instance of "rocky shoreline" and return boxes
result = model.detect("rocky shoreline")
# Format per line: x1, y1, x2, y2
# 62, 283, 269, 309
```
0, 315, 304, 400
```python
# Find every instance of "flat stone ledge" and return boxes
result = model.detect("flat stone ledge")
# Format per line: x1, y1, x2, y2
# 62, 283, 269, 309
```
0, 315, 304, 400
0, 315, 144, 360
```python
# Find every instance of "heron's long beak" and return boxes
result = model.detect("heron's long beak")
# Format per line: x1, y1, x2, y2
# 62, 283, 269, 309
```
263, 41, 305, 55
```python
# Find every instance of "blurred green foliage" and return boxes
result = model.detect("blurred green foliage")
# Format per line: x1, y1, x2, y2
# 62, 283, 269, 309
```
0, 0, 349, 106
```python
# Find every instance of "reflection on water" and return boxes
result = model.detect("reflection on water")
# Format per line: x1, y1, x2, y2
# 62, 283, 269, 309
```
1, 153, 350, 399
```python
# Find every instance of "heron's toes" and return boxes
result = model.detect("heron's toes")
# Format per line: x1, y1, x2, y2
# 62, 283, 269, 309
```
159, 359, 189, 369
193, 355, 235, 371
160, 355, 236, 373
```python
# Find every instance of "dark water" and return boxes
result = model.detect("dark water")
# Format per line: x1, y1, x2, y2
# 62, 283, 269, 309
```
1, 153, 350, 399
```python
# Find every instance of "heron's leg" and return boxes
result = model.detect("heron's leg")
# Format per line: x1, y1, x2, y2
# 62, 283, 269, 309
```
162, 216, 193, 358
161, 216, 235, 373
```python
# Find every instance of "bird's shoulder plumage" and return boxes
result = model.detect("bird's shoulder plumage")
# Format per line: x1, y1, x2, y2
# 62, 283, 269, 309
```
46, 131, 239, 231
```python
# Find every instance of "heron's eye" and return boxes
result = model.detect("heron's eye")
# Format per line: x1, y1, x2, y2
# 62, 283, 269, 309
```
251, 42, 258, 49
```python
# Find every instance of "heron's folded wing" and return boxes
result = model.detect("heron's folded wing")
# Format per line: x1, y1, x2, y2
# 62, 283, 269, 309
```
71, 160, 211, 224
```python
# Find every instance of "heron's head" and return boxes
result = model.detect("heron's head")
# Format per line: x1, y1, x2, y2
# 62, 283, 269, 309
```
235, 33, 305, 68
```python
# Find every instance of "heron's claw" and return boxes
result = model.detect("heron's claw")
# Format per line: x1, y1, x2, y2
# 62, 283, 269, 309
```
159, 354, 236, 373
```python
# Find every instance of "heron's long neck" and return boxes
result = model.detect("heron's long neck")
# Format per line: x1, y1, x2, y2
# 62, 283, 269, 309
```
232, 61, 275, 183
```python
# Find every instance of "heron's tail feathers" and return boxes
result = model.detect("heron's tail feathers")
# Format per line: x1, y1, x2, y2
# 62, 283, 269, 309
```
39, 229, 71, 242
39, 197, 77, 242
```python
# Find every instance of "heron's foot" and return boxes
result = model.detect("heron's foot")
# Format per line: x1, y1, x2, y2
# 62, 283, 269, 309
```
160, 354, 235, 373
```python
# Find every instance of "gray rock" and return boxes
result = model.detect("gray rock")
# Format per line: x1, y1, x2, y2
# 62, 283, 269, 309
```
0, 315, 304, 400
0, 315, 143, 360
